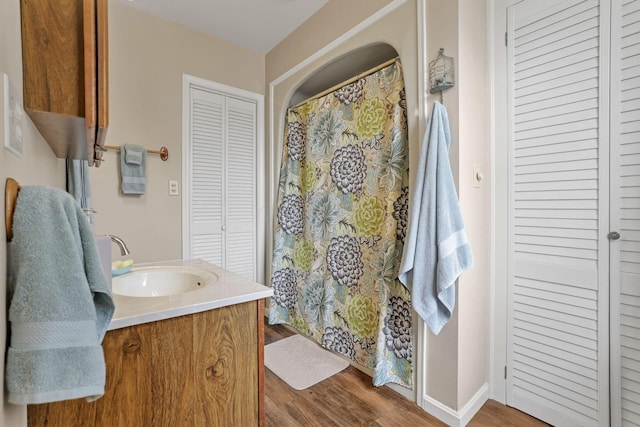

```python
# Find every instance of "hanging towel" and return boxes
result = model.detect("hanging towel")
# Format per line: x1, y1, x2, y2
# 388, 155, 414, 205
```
398, 102, 473, 335
5, 186, 115, 404
66, 158, 94, 226
120, 144, 146, 195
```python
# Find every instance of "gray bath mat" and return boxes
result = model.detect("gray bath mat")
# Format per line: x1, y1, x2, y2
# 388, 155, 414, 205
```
265, 334, 349, 390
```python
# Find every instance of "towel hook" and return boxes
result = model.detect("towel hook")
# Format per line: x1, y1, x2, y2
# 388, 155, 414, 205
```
5, 178, 20, 242
428, 48, 455, 104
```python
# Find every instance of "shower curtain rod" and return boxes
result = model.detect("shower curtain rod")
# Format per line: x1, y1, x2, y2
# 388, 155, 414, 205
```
291, 56, 400, 109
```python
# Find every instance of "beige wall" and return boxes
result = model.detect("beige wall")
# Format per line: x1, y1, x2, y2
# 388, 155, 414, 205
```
423, 0, 461, 409
1, 1, 67, 426
266, 0, 393, 82
90, 1, 265, 263
425, 0, 491, 412
456, 0, 490, 409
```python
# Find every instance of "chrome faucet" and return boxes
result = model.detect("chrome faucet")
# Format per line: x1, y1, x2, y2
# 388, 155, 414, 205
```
107, 235, 130, 256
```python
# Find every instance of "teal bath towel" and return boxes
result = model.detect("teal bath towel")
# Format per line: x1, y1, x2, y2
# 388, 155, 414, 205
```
6, 186, 115, 404
66, 158, 94, 226
120, 144, 146, 195
398, 102, 474, 335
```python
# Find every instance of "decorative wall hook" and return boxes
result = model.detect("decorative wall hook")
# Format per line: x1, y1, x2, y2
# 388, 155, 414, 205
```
428, 48, 455, 102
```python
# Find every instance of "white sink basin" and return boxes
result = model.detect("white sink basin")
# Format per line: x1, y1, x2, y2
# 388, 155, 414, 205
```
112, 266, 218, 297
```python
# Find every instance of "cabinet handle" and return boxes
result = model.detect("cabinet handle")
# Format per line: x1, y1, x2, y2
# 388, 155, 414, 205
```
608, 231, 621, 240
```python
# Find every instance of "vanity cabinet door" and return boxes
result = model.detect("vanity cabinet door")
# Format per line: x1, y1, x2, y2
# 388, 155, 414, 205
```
27, 301, 265, 426
195, 302, 260, 426
98, 323, 155, 426
20, 0, 108, 166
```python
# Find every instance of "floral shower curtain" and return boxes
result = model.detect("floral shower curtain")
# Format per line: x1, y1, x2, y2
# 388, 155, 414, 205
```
269, 59, 412, 388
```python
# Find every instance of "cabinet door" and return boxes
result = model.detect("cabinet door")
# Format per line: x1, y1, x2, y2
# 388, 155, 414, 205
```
27, 305, 264, 426
506, 0, 610, 425
21, 0, 86, 117
97, 324, 155, 426
82, 0, 97, 158
94, 0, 109, 164
194, 302, 259, 425
20, 0, 108, 164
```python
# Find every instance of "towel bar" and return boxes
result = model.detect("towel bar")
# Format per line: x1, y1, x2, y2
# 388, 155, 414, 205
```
5, 178, 20, 242
101, 145, 169, 161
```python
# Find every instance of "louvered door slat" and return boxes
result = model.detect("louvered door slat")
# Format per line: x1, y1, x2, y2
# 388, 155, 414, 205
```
508, 1, 606, 425
517, 226, 598, 240
515, 108, 599, 132
515, 343, 598, 380
515, 319, 598, 350
516, 97, 599, 124
517, 140, 596, 158
516, 310, 597, 341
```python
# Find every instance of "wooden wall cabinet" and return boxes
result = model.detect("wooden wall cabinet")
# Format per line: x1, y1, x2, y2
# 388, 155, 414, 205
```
20, 0, 108, 166
28, 301, 266, 426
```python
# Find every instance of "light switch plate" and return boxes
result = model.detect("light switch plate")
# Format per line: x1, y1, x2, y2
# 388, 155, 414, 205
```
169, 180, 179, 196
3, 73, 23, 157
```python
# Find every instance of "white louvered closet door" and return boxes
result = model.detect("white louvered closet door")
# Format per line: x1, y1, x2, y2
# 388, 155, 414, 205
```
507, 1, 610, 426
190, 89, 225, 267
224, 97, 257, 280
611, 1, 640, 425
187, 87, 258, 281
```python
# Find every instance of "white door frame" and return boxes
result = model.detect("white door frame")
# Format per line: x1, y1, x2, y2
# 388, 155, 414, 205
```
490, 0, 520, 404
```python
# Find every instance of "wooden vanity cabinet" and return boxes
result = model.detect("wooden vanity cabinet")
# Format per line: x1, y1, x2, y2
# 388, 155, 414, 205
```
27, 300, 266, 426
20, 0, 108, 166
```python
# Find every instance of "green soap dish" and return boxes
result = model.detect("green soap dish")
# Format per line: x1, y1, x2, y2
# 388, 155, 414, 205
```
112, 265, 132, 276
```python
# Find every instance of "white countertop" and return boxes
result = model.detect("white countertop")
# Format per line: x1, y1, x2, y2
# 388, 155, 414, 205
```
107, 259, 273, 330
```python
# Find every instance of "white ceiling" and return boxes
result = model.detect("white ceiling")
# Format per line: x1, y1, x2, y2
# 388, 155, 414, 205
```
116, 0, 330, 54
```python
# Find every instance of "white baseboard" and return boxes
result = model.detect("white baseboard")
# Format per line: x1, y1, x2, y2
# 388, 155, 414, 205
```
420, 383, 490, 427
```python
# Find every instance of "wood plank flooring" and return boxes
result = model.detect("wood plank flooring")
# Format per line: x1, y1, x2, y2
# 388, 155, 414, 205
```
264, 322, 549, 426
